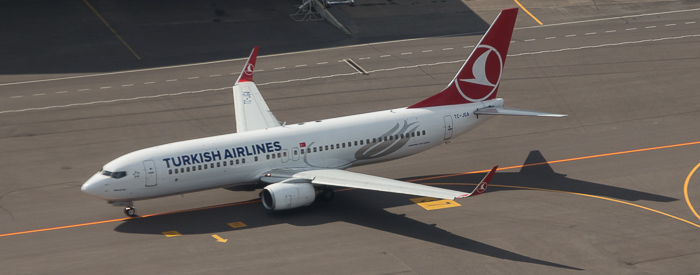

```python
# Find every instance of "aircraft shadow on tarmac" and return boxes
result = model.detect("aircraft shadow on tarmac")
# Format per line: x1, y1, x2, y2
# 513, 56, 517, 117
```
114, 151, 675, 271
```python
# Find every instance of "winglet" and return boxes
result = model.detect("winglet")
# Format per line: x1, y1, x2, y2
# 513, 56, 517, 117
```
236, 47, 259, 83
455, 165, 498, 199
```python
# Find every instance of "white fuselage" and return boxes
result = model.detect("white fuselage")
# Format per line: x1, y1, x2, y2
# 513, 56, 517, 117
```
81, 99, 504, 202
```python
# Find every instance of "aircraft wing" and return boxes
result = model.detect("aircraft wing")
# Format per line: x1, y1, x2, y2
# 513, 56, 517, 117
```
233, 47, 282, 133
267, 166, 497, 200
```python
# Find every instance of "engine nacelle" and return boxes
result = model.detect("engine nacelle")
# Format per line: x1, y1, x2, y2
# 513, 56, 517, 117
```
261, 182, 316, 211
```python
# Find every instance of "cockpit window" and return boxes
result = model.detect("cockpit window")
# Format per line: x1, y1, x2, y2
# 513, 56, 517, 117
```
101, 170, 127, 179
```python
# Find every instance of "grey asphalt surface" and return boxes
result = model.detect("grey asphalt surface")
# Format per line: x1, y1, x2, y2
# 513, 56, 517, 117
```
2, 0, 700, 274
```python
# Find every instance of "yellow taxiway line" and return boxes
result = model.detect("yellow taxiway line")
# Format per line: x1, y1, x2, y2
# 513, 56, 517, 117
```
83, 0, 141, 60
514, 0, 543, 25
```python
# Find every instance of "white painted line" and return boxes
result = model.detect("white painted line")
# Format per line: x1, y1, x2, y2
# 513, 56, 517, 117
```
78, 88, 90, 91
665, 23, 676, 26
11, 95, 23, 98
565, 34, 576, 37
358, 57, 370, 60
545, 37, 555, 40
274, 67, 285, 70
208, 75, 220, 77
626, 28, 637, 31
317, 62, 328, 65
187, 77, 199, 79
463, 45, 474, 48
442, 48, 453, 50
99, 86, 112, 89
422, 50, 433, 53
380, 55, 391, 58
56, 91, 68, 94
606, 30, 616, 33
295, 64, 307, 67
645, 26, 656, 28
687, 21, 696, 24
257, 69, 264, 72
34, 93, 46, 96
166, 79, 178, 82
585, 32, 597, 35
400, 52, 412, 55
524, 39, 535, 42
122, 84, 134, 87
144, 82, 155, 84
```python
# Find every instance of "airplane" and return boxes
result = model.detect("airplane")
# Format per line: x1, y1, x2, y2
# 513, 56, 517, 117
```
81, 8, 565, 217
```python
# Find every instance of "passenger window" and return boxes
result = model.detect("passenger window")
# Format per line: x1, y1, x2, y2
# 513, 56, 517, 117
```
331, 145, 334, 150
277, 153, 281, 158
372, 138, 376, 143
267, 155, 270, 160
217, 162, 220, 167
169, 169, 172, 175
223, 161, 227, 166
354, 141, 358, 146
198, 165, 202, 170
389, 136, 393, 141
411, 132, 415, 137
283, 152, 287, 157
319, 147, 323, 152
422, 130, 426, 135
336, 144, 339, 149
384, 137, 388, 141
360, 140, 364, 145
187, 167, 190, 172
294, 150, 298, 155
342, 143, 345, 148
272, 154, 276, 159
313, 147, 317, 152
204, 164, 208, 169
325, 145, 329, 150
175, 169, 179, 174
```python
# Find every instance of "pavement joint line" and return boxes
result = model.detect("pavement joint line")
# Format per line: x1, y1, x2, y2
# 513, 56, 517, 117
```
2, 141, 700, 238
4, 33, 699, 114
82, 0, 140, 60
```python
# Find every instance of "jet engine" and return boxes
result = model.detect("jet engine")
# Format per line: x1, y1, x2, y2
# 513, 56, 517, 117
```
261, 182, 316, 211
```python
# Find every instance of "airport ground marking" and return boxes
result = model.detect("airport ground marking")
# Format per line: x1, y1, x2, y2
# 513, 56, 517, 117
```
425, 183, 700, 229
83, 0, 141, 60
212, 235, 228, 243
4, 30, 699, 108
513, 0, 543, 25
162, 231, 181, 237
684, 162, 700, 223
2, 142, 700, 238
228, 222, 247, 229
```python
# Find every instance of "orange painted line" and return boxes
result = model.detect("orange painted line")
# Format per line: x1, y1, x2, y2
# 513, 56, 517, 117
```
1, 140, 699, 238
513, 0, 543, 25
409, 140, 700, 182
684, 162, 700, 222
429, 183, 700, 229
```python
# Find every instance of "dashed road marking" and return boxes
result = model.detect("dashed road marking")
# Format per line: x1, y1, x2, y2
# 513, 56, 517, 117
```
646, 26, 656, 29
626, 28, 637, 31
11, 95, 23, 98
56, 91, 68, 94
208, 74, 220, 77
686, 21, 696, 24
274, 67, 285, 70
295, 64, 307, 67
585, 32, 597, 35
317, 62, 328, 65
99, 86, 111, 89
358, 57, 370, 60
380, 55, 391, 58
78, 88, 90, 91
442, 47, 453, 51
422, 50, 433, 53
187, 77, 199, 79
122, 84, 133, 87
525, 39, 535, 42
565, 34, 576, 37
144, 82, 155, 84
545, 37, 555, 40
606, 30, 616, 33
666, 23, 677, 26
165, 79, 177, 82
400, 52, 412, 55
33, 93, 46, 96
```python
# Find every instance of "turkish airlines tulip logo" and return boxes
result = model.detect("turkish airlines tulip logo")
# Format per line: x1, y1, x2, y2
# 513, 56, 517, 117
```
244, 63, 255, 76
476, 181, 488, 193
455, 45, 503, 102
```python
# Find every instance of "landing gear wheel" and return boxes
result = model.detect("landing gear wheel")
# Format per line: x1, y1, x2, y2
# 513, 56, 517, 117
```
124, 207, 137, 217
320, 188, 334, 201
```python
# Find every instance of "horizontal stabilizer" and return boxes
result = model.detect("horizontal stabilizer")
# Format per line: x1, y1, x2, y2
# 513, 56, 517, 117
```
474, 107, 566, 117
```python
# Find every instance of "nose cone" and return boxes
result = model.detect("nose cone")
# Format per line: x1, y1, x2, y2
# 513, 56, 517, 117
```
82, 173, 105, 199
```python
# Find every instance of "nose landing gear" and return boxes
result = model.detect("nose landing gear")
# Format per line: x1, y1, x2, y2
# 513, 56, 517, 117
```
124, 206, 137, 217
